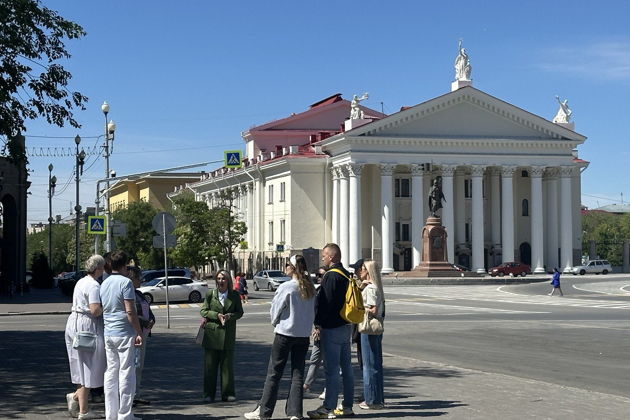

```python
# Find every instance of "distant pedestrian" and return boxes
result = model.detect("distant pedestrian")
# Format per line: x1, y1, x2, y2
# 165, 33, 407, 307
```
65, 255, 107, 419
200, 270, 244, 402
549, 268, 564, 296
100, 250, 143, 420
239, 273, 249, 303
244, 255, 316, 420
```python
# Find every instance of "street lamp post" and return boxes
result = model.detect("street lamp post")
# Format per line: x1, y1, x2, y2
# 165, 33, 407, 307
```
74, 135, 86, 274
101, 101, 116, 252
48, 164, 56, 274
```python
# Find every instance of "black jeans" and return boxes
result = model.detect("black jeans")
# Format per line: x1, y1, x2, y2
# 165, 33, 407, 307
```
259, 333, 310, 419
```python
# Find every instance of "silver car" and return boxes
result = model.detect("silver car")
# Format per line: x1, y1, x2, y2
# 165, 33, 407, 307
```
253, 270, 291, 291
138, 276, 208, 304
570, 260, 612, 275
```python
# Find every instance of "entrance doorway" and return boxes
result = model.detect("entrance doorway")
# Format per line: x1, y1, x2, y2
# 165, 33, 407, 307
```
519, 242, 531, 265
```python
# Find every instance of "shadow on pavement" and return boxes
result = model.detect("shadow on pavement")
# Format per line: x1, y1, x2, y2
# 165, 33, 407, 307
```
0, 286, 70, 305
0, 327, 467, 419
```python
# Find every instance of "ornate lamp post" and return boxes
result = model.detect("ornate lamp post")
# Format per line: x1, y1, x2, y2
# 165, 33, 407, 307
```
48, 163, 57, 274
74, 135, 86, 274
101, 101, 116, 252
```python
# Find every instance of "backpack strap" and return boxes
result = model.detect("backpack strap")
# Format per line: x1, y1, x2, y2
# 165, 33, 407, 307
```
328, 268, 351, 282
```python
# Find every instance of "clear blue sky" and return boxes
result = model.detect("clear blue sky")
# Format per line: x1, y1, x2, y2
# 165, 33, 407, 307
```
24, 0, 630, 223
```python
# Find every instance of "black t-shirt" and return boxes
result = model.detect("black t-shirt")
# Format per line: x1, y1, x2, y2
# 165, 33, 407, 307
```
314, 263, 350, 329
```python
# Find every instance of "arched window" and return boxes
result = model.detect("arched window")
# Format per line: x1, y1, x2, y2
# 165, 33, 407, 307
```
521, 170, 529, 177
522, 199, 529, 216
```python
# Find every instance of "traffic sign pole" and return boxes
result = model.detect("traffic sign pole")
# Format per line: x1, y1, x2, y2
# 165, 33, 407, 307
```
163, 212, 170, 329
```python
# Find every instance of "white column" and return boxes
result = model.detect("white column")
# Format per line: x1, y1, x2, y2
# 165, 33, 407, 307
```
331, 167, 340, 245
545, 168, 559, 269
501, 166, 516, 263
247, 184, 254, 249
471, 165, 486, 273
490, 168, 501, 246
380, 164, 395, 274
411, 164, 424, 267
530, 166, 545, 273
338, 165, 350, 267
455, 170, 466, 245
559, 166, 574, 272
441, 165, 456, 263
348, 163, 363, 265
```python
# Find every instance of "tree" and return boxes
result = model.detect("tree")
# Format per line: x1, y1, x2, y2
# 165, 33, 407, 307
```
210, 188, 247, 272
112, 201, 161, 268
31, 250, 52, 288
171, 193, 215, 271
581, 211, 630, 266
26, 223, 74, 274
0, 0, 87, 159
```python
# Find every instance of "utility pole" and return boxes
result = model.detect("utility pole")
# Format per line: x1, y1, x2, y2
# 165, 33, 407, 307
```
74, 135, 86, 274
48, 164, 56, 274
101, 101, 116, 252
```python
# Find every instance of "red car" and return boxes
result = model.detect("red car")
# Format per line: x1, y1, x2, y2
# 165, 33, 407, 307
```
489, 262, 530, 277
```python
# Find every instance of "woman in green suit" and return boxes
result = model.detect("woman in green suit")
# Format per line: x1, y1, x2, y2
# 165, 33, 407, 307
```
200, 270, 244, 402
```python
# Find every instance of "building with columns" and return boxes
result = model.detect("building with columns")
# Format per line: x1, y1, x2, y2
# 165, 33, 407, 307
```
173, 80, 587, 275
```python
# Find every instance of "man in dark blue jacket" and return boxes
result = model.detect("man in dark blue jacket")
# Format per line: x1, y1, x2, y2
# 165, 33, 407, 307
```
308, 243, 355, 419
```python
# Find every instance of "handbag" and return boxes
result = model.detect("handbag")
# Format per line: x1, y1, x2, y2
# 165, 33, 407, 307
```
195, 318, 206, 345
358, 312, 384, 335
71, 311, 97, 352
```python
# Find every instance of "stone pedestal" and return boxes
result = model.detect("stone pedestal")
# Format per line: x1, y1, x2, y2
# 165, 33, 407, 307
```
554, 121, 575, 131
451, 79, 472, 91
344, 118, 371, 131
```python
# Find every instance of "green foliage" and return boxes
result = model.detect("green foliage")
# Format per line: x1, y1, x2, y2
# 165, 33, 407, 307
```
170, 194, 214, 270
65, 229, 93, 270
112, 201, 161, 268
30, 251, 52, 288
581, 212, 630, 266
210, 188, 247, 270
0, 0, 87, 148
26, 223, 74, 274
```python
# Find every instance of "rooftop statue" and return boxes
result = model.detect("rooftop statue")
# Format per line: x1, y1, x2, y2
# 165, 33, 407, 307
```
454, 39, 472, 81
350, 92, 369, 120
552, 95, 572, 123
428, 176, 446, 218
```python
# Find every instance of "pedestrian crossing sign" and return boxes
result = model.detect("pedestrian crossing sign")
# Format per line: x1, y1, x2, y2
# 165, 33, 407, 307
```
224, 150, 242, 168
87, 216, 107, 235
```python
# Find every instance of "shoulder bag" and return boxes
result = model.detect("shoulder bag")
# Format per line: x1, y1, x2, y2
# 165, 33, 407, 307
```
72, 312, 97, 352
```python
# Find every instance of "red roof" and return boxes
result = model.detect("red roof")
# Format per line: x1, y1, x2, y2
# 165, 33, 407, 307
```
310, 93, 343, 108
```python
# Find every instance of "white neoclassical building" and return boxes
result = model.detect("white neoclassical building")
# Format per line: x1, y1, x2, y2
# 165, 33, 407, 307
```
173, 74, 587, 275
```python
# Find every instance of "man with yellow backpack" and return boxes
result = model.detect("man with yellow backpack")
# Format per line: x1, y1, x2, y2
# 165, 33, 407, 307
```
308, 243, 364, 419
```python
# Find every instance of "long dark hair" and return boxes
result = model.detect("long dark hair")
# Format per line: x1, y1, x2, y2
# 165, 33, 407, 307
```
289, 255, 316, 299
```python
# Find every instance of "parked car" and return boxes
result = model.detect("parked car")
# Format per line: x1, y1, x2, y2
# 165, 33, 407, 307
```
489, 262, 530, 277
141, 268, 192, 283
253, 270, 291, 291
137, 276, 208, 304
570, 260, 612, 275
57, 271, 87, 296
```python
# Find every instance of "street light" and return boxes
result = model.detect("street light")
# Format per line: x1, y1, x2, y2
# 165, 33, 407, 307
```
74, 135, 86, 274
48, 163, 56, 274
101, 101, 116, 252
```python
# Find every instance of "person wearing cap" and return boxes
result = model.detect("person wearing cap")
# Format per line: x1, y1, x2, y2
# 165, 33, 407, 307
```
307, 243, 355, 419
349, 258, 365, 371
244, 255, 316, 420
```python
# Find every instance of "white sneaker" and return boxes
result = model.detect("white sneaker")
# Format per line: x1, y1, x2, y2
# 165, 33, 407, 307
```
318, 389, 326, 400
66, 393, 79, 417
289, 417, 301, 420
244, 405, 261, 420
77, 412, 102, 420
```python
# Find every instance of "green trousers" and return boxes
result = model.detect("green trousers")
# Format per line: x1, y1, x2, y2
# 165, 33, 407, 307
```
203, 348, 235, 400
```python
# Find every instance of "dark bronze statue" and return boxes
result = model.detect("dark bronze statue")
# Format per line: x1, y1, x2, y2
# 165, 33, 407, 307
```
428, 176, 445, 217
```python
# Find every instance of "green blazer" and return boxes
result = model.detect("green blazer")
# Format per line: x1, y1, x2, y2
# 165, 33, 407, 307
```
200, 288, 244, 351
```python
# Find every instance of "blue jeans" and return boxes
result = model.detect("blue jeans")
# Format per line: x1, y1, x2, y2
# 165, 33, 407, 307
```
321, 324, 354, 410
360, 333, 384, 405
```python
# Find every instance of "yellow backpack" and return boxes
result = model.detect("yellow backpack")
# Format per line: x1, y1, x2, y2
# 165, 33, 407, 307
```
329, 268, 365, 324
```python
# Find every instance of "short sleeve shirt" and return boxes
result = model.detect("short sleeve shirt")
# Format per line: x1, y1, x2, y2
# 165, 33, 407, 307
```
100, 273, 136, 337
72, 275, 101, 314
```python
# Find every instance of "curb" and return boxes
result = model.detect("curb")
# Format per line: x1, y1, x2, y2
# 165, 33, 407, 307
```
0, 310, 71, 317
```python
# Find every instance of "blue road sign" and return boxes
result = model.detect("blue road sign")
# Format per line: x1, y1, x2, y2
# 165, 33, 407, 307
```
87, 215, 107, 235
224, 150, 242, 168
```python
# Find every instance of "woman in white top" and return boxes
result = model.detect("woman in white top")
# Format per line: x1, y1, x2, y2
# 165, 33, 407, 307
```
244, 255, 316, 420
64, 255, 107, 419
358, 259, 385, 410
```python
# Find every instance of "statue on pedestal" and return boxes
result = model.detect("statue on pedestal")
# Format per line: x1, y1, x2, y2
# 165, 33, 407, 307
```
428, 176, 445, 218
454, 39, 472, 81
350, 92, 369, 120
552, 95, 572, 123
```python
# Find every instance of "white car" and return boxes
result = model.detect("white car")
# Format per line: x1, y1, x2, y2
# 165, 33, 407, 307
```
570, 260, 612, 275
138, 276, 208, 304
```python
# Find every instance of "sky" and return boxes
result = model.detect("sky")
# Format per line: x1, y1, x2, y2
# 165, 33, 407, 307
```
19, 0, 630, 224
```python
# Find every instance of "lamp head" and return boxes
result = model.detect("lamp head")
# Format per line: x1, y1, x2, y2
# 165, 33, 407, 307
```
101, 101, 110, 114
107, 120, 116, 134
74, 135, 81, 145
110, 170, 116, 178
48, 163, 53, 172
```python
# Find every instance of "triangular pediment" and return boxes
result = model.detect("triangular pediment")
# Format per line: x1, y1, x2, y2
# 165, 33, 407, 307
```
349, 87, 585, 142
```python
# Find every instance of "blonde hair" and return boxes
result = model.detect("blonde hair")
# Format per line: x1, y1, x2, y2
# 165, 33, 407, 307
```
289, 255, 316, 299
364, 259, 385, 302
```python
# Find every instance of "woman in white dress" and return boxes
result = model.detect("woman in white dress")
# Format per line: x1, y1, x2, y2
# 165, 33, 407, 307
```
65, 255, 107, 419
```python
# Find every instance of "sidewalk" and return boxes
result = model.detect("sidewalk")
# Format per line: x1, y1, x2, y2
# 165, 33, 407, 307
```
1, 312, 629, 419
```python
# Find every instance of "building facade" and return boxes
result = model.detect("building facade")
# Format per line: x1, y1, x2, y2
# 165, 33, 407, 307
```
174, 83, 587, 275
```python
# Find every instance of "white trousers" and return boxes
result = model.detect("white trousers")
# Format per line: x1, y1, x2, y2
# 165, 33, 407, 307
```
104, 335, 136, 420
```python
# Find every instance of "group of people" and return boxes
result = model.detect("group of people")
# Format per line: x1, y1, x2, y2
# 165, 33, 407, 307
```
197, 243, 385, 420
65, 250, 154, 420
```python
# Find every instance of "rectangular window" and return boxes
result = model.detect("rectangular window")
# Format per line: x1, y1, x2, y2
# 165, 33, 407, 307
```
268, 184, 274, 204
280, 219, 285, 243
280, 182, 286, 202
465, 223, 470, 242
402, 223, 410, 241
268, 221, 274, 244
464, 179, 472, 198
395, 178, 411, 197
395, 222, 401, 242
